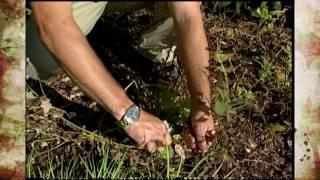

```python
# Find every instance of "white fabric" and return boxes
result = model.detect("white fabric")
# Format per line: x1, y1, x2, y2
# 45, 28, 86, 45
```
72, 1, 108, 35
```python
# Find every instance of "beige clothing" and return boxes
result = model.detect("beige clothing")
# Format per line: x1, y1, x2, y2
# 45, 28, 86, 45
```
27, 1, 176, 79
72, 1, 108, 36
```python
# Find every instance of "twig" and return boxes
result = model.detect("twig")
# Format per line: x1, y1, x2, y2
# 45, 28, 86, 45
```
26, 82, 39, 97
235, 29, 257, 38
238, 159, 281, 171
275, 47, 283, 57
26, 58, 45, 96
212, 159, 224, 177
37, 141, 70, 156
40, 131, 69, 142
224, 167, 236, 178
59, 116, 135, 149
124, 80, 138, 92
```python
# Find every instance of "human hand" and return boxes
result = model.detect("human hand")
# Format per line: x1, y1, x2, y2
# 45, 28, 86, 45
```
183, 103, 215, 153
123, 110, 172, 153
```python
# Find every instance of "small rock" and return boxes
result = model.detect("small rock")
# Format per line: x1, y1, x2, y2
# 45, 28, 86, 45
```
40, 142, 48, 149
248, 138, 257, 149
174, 144, 185, 160
72, 86, 79, 91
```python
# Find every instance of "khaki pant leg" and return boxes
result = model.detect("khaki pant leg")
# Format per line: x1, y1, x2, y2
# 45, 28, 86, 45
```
105, 2, 177, 64
26, 16, 62, 80
137, 2, 177, 64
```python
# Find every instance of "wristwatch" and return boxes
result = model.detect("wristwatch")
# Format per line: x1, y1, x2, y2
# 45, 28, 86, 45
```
118, 104, 141, 128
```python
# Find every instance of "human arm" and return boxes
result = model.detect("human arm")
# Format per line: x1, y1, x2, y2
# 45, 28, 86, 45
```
168, 1, 215, 153
31, 2, 171, 152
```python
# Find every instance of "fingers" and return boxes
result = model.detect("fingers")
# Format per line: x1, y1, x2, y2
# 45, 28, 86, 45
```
195, 134, 208, 153
196, 127, 216, 152
207, 129, 216, 136
163, 131, 172, 145
155, 121, 172, 144
183, 128, 196, 149
137, 121, 172, 153
155, 127, 172, 152
193, 124, 210, 153
145, 142, 157, 153
137, 133, 147, 149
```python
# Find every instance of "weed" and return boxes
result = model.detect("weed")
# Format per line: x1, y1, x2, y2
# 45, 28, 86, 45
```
283, 44, 292, 74
259, 57, 273, 80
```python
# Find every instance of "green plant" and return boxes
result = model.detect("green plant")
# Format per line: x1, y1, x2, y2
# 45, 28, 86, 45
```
259, 57, 273, 80
213, 100, 233, 116
251, 2, 271, 20
27, 143, 132, 179
80, 145, 129, 179
216, 1, 282, 16
159, 88, 191, 127
235, 2, 249, 14
283, 44, 292, 74
233, 86, 254, 107
27, 151, 35, 177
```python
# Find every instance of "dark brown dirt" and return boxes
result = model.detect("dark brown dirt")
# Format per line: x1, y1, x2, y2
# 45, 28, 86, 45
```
26, 2, 293, 178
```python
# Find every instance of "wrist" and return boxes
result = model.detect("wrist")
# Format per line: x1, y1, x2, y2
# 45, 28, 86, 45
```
190, 93, 211, 108
190, 94, 212, 120
111, 99, 134, 121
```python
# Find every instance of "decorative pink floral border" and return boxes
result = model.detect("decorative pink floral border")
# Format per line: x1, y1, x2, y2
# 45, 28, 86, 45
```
0, 2, 25, 179
295, 0, 320, 179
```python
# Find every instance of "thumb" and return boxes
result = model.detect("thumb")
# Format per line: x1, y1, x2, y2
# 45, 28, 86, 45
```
163, 131, 172, 145
157, 131, 172, 152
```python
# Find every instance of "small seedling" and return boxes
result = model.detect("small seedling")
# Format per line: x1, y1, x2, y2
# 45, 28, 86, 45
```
268, 123, 287, 134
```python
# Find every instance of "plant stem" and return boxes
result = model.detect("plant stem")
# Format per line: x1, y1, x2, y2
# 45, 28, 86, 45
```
176, 157, 184, 178
188, 150, 216, 177
166, 145, 170, 179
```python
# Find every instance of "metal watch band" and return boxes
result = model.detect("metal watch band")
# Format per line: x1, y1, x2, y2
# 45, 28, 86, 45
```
117, 104, 140, 128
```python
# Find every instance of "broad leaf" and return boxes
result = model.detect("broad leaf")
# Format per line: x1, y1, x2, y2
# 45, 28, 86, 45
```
213, 101, 232, 115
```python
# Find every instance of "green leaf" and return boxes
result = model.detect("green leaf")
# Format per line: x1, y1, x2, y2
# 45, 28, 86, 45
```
251, 8, 261, 18
172, 134, 181, 141
213, 101, 232, 115
215, 52, 227, 63
216, 87, 229, 101
159, 146, 173, 160
260, 1, 268, 9
270, 10, 284, 16
273, 1, 282, 10
236, 2, 244, 14
222, 1, 232, 8
160, 89, 176, 108
269, 123, 287, 133
261, 8, 269, 20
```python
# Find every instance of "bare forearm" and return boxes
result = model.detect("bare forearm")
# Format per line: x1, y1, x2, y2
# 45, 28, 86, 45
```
38, 18, 132, 120
174, 16, 211, 106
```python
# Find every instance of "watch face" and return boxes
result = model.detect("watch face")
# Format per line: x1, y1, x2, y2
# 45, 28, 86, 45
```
127, 105, 140, 122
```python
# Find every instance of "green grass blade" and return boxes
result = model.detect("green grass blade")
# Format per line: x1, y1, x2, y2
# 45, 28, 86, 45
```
166, 145, 170, 179
224, 167, 236, 178
212, 159, 224, 177
187, 150, 216, 177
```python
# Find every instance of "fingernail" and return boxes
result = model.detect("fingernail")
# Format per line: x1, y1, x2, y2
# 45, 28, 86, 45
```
157, 146, 164, 152
191, 144, 196, 149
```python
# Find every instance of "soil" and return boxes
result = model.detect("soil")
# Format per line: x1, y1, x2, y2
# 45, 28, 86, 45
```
26, 2, 293, 178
